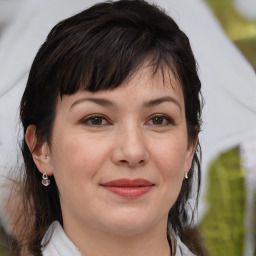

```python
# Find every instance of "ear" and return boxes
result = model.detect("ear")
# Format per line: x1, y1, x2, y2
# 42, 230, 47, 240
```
184, 136, 198, 174
25, 125, 53, 176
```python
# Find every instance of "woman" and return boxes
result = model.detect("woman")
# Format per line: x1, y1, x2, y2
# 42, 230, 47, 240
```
13, 0, 204, 255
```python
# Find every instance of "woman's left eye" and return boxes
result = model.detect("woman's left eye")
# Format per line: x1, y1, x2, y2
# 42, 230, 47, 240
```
81, 115, 109, 126
148, 115, 174, 126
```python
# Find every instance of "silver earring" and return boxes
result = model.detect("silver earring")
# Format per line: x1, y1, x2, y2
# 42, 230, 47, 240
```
184, 173, 188, 179
42, 173, 50, 186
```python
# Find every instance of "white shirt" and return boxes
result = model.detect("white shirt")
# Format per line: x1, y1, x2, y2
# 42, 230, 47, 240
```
41, 221, 196, 256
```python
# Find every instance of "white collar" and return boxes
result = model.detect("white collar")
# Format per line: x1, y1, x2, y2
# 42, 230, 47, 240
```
41, 221, 81, 256
41, 221, 196, 256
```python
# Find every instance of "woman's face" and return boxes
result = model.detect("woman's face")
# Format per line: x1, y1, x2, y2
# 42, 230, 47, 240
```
33, 64, 195, 236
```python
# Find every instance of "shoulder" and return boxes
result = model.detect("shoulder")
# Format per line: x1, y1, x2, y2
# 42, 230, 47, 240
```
41, 221, 80, 256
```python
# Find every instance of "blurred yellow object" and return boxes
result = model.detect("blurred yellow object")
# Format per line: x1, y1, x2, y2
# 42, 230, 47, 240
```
206, 0, 256, 40
205, 0, 256, 69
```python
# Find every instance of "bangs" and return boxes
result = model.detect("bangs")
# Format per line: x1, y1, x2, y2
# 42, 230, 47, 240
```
58, 46, 177, 96
39, 2, 180, 97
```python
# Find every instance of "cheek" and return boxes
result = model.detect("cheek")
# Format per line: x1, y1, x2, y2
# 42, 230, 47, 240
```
152, 137, 188, 176
49, 132, 110, 189
150, 136, 187, 201
49, 133, 113, 218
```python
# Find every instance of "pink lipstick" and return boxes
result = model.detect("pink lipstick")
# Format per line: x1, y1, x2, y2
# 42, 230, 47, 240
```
100, 179, 154, 198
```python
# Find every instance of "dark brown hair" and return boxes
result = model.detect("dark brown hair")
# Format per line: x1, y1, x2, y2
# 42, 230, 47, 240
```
13, 0, 202, 255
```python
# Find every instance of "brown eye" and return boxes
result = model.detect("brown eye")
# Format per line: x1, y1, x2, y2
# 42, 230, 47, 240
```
148, 115, 174, 126
152, 116, 164, 125
82, 115, 109, 126
91, 116, 104, 125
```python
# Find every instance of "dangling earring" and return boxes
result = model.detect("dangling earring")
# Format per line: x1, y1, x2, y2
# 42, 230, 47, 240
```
42, 173, 50, 186
184, 173, 188, 179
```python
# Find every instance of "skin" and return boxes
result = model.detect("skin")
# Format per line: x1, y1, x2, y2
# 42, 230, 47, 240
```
26, 64, 196, 256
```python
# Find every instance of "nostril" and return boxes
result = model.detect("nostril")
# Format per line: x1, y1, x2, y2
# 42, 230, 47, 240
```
118, 159, 145, 167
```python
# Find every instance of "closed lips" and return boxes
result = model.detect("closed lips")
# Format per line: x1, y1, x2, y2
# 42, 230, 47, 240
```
100, 179, 154, 198
100, 179, 154, 187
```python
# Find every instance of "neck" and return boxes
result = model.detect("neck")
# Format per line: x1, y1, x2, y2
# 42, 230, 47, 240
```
63, 219, 171, 256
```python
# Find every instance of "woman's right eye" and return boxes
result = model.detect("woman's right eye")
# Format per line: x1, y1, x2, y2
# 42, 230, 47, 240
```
81, 115, 109, 127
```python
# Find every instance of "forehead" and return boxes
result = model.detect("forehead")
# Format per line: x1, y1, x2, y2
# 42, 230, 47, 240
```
125, 62, 182, 92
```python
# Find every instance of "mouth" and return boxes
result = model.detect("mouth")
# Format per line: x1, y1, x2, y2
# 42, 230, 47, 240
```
100, 179, 154, 198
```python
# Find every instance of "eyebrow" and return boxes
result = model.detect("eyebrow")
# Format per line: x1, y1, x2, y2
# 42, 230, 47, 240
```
142, 96, 181, 111
70, 97, 116, 109
70, 96, 181, 111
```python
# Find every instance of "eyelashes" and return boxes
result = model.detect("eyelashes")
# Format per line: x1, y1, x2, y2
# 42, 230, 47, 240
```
81, 115, 110, 126
81, 114, 175, 127
148, 114, 175, 126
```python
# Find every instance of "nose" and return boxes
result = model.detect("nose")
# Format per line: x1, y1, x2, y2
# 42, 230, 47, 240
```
111, 126, 150, 168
